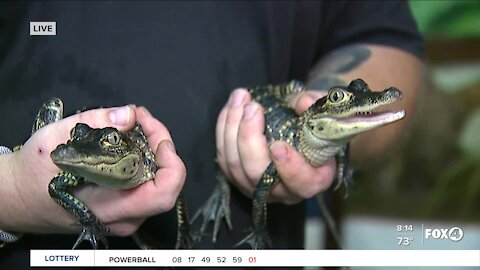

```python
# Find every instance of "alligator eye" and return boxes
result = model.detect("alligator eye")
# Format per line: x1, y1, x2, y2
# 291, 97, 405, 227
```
328, 89, 346, 103
107, 131, 120, 145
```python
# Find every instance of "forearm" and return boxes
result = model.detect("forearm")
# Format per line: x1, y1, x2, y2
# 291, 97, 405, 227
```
306, 44, 424, 164
0, 152, 28, 231
0, 152, 67, 234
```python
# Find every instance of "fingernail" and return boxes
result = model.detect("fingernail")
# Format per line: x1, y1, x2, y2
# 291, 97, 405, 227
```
270, 141, 288, 163
140, 106, 152, 117
163, 140, 176, 153
229, 89, 246, 108
243, 102, 258, 120
108, 105, 131, 126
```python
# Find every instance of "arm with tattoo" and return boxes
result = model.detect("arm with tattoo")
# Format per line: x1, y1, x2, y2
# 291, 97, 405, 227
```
306, 45, 371, 90
214, 44, 422, 208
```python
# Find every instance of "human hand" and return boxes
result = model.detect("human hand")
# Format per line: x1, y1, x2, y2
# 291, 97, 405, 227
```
216, 88, 336, 205
0, 105, 185, 237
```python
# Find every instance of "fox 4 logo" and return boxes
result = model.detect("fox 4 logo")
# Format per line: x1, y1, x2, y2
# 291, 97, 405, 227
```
424, 227, 464, 242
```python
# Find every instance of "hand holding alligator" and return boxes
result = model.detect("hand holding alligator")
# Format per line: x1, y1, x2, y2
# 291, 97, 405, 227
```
216, 88, 336, 205
0, 105, 185, 238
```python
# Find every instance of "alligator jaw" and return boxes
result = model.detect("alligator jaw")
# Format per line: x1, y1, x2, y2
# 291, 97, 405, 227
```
307, 109, 405, 142
337, 110, 405, 124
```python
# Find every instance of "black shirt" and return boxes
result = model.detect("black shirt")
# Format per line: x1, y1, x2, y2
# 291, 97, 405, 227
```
0, 0, 422, 267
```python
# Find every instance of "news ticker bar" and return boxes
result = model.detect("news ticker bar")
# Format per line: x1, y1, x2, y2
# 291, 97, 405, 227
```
31, 250, 480, 267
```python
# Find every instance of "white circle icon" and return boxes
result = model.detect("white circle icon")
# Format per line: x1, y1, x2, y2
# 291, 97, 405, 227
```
448, 227, 464, 242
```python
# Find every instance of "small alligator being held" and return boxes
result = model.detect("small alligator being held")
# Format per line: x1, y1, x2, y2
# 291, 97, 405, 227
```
193, 79, 405, 249
30, 98, 192, 249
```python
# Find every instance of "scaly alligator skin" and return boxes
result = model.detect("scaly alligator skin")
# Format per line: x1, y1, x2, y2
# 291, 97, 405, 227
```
194, 79, 405, 249
29, 98, 192, 249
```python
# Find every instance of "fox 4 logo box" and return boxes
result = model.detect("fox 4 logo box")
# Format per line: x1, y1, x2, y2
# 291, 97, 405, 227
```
424, 227, 464, 242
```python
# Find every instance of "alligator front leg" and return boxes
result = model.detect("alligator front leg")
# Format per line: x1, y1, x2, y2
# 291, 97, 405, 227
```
314, 144, 352, 249
48, 172, 109, 249
236, 163, 277, 249
334, 143, 354, 196
192, 163, 232, 243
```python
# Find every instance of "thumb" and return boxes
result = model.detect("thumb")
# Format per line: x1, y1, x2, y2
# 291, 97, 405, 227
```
59, 105, 137, 133
28, 105, 137, 155
17, 104, 139, 189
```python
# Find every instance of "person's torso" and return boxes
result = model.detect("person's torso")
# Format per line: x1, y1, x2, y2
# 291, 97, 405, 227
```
0, 2, 328, 254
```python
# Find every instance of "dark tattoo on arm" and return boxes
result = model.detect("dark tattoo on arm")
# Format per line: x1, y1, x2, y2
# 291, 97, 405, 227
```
306, 45, 371, 90
306, 75, 347, 91
319, 45, 371, 74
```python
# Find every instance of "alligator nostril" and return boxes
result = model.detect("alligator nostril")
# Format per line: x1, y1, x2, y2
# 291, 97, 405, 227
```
52, 144, 73, 159
59, 147, 68, 157
386, 87, 403, 99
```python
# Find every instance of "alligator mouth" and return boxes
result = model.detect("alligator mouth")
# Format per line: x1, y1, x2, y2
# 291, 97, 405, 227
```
51, 154, 123, 167
52, 154, 141, 182
52, 160, 117, 167
337, 110, 405, 124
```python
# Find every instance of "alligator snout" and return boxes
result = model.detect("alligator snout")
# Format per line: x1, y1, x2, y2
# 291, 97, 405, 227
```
51, 144, 77, 162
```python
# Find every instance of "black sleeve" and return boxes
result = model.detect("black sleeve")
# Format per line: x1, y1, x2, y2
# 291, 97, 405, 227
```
318, 0, 424, 59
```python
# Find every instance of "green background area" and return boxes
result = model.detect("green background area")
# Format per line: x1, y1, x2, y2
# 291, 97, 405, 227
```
344, 1, 480, 221
409, 0, 480, 38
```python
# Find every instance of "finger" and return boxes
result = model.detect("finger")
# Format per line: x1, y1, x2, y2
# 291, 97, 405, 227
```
237, 101, 270, 184
68, 105, 136, 131
223, 89, 250, 182
269, 141, 336, 200
32, 105, 137, 153
289, 91, 326, 115
107, 218, 145, 237
135, 106, 173, 150
215, 104, 231, 179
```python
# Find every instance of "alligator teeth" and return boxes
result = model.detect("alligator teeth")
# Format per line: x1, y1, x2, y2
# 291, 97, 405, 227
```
354, 111, 372, 116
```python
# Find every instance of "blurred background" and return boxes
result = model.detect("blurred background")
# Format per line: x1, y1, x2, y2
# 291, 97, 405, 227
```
306, 1, 480, 269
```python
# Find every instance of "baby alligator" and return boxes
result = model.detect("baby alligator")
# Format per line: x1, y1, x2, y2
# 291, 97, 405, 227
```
194, 79, 405, 249
31, 98, 191, 249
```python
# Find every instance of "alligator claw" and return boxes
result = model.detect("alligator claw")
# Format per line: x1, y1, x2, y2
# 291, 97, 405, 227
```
334, 167, 353, 197
235, 229, 271, 250
72, 224, 109, 249
192, 179, 231, 242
